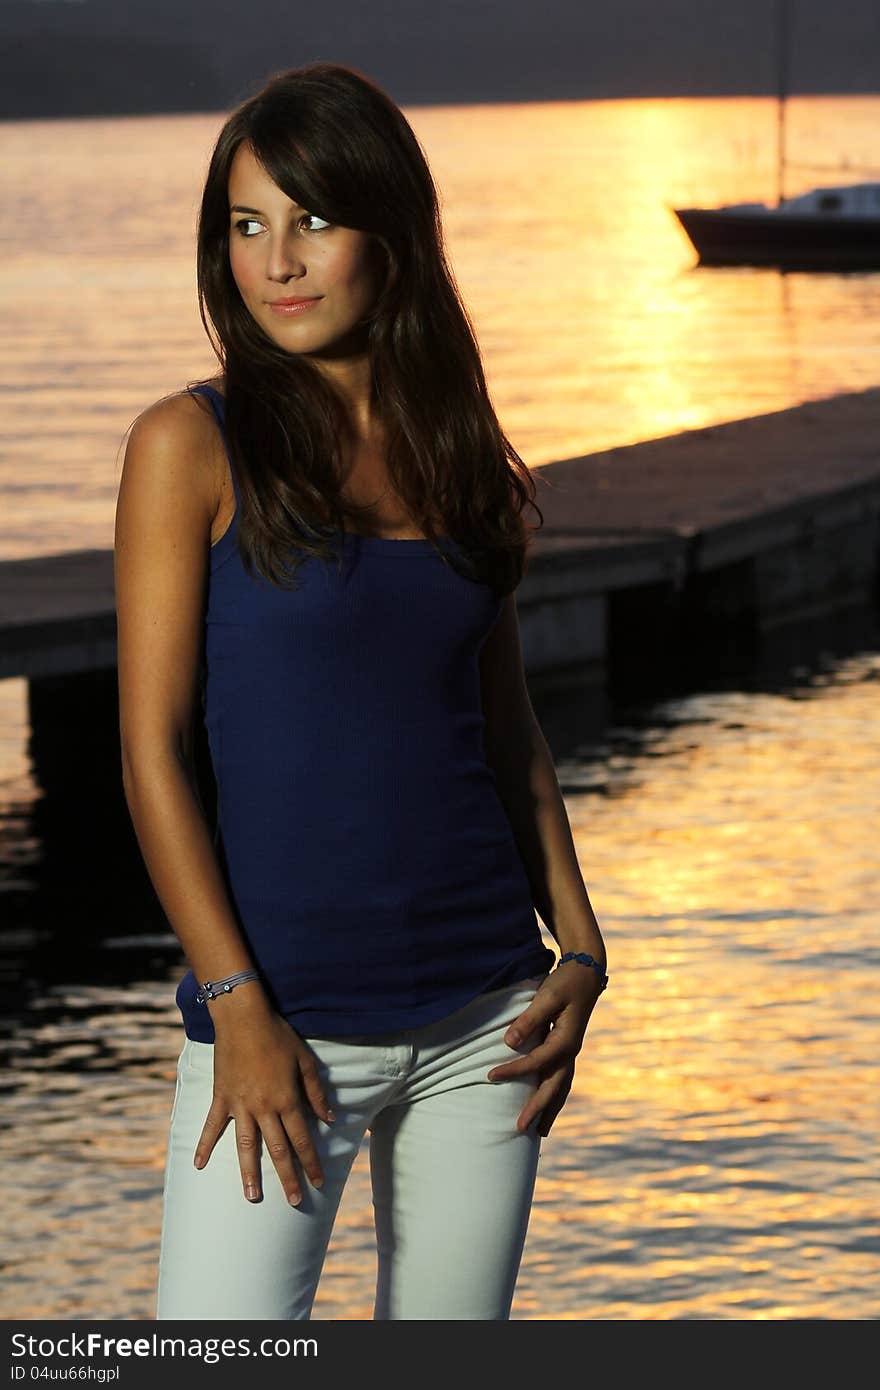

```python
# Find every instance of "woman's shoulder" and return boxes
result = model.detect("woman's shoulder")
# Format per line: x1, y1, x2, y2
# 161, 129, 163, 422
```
122, 382, 228, 515
131, 378, 225, 443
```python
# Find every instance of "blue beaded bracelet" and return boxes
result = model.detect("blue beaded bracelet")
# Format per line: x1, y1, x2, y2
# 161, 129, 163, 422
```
555, 951, 608, 991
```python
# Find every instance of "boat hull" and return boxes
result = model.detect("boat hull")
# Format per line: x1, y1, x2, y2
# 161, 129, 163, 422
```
673, 207, 880, 270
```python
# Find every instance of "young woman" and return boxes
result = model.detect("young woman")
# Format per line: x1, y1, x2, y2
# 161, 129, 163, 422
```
114, 61, 607, 1321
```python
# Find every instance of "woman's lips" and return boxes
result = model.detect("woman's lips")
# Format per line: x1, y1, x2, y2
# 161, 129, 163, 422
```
267, 297, 323, 315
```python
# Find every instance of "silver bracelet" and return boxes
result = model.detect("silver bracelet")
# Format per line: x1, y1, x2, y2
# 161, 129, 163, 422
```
195, 968, 261, 1004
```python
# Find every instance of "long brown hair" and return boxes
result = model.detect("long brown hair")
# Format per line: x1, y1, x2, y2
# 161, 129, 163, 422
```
190, 61, 543, 594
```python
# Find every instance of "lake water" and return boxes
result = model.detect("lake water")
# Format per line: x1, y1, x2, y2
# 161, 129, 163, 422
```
2, 93, 880, 559
2, 645, 878, 1319
1, 94, 879, 1320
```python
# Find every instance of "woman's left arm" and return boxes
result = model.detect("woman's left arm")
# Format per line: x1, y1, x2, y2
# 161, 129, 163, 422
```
479, 592, 608, 1136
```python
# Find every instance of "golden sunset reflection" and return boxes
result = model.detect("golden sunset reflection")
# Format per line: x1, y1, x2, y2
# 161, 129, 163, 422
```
2, 89, 879, 1317
515, 660, 879, 1319
3, 96, 880, 559
2, 655, 878, 1317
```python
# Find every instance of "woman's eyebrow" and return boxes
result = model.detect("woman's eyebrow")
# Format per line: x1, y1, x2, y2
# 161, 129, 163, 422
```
229, 203, 305, 216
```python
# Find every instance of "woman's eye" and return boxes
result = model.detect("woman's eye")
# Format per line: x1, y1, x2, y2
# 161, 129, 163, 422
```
233, 214, 331, 237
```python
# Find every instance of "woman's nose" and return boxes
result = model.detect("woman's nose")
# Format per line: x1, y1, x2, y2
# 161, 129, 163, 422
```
265, 237, 307, 281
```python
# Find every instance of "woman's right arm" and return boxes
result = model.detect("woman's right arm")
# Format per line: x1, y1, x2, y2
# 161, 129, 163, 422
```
114, 393, 332, 1203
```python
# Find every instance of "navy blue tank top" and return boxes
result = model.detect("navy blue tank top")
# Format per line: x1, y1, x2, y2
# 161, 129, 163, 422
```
175, 383, 555, 1041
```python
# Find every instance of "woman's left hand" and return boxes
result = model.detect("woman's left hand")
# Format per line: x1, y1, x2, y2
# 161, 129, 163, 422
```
487, 963, 603, 1138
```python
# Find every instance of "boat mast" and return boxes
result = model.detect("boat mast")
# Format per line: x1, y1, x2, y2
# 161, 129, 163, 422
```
775, 0, 790, 207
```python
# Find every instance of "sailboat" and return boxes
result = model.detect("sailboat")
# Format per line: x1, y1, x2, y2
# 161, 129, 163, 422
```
671, 0, 880, 270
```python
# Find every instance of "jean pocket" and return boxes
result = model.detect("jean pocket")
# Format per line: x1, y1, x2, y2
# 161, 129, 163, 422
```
183, 1037, 216, 1079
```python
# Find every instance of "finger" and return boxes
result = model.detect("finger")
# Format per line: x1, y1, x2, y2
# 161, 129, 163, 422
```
278, 1107, 326, 1195
503, 1006, 547, 1046
536, 1103, 563, 1139
193, 1096, 233, 1170
487, 1036, 559, 1083
517, 1075, 563, 1135
259, 1114, 321, 1207
234, 1116, 263, 1202
296, 1049, 336, 1125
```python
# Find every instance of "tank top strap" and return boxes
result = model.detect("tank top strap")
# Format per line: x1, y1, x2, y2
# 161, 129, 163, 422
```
189, 383, 242, 511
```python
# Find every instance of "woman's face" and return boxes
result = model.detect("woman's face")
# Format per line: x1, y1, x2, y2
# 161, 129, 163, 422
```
227, 141, 384, 358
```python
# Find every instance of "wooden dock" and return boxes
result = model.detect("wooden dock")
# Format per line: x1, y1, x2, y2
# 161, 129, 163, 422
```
2, 387, 879, 725
520, 384, 880, 722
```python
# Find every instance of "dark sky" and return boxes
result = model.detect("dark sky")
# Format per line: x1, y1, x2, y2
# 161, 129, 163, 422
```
2, 0, 878, 119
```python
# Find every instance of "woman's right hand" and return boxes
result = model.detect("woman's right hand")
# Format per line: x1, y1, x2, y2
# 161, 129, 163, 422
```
192, 995, 336, 1206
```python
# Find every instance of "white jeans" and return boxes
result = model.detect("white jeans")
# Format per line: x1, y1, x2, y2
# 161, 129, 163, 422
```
156, 975, 549, 1320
